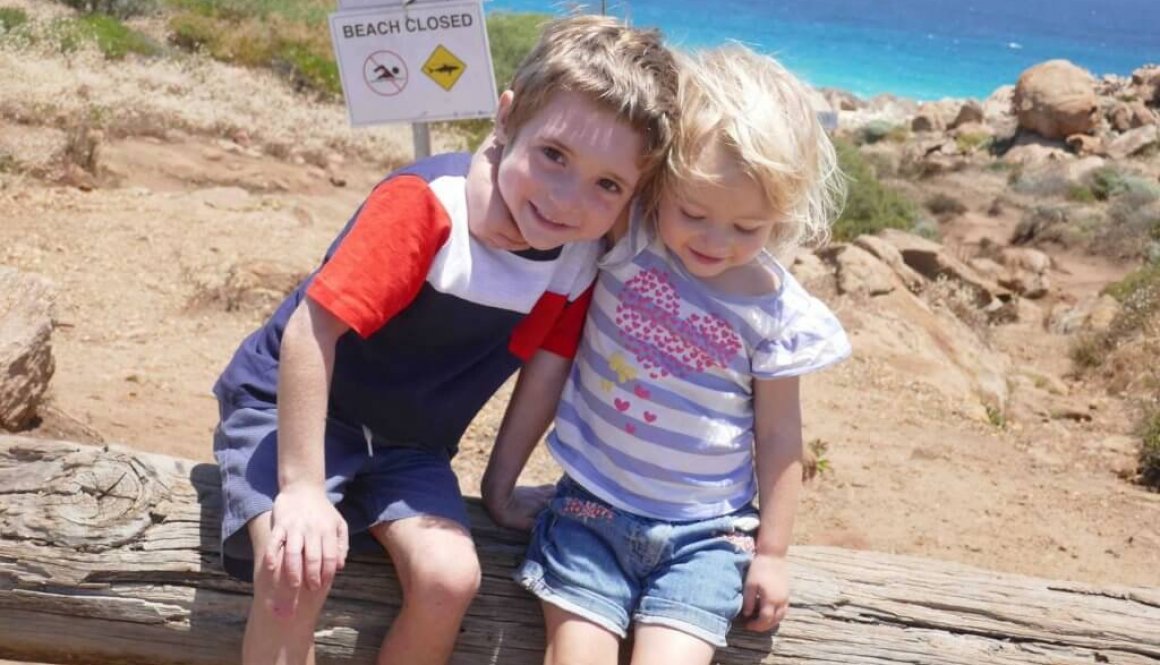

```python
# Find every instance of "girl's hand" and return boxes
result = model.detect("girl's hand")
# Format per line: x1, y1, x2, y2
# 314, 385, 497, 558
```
741, 552, 790, 632
484, 484, 554, 531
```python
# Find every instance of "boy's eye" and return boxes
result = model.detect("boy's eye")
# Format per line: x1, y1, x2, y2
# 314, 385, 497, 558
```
541, 146, 564, 164
598, 178, 622, 195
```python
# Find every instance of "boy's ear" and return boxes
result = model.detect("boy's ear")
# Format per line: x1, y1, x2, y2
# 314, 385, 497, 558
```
494, 90, 515, 144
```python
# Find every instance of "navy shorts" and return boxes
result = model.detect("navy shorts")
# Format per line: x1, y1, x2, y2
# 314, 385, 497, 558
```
212, 405, 470, 581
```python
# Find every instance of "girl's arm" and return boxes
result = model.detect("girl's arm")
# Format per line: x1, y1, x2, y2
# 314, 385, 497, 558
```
743, 374, 804, 631
481, 348, 573, 530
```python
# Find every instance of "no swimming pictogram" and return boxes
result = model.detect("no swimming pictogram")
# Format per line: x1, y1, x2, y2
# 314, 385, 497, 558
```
364, 50, 408, 96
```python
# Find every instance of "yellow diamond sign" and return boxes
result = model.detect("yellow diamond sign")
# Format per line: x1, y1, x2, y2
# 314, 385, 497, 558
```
422, 45, 467, 91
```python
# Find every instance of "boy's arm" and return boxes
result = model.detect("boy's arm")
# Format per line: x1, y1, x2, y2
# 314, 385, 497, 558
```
743, 375, 804, 632
266, 296, 351, 601
481, 348, 572, 530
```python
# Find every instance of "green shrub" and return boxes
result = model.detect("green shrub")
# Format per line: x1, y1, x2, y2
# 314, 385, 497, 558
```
955, 131, 992, 153
57, 0, 157, 20
831, 139, 919, 241
1081, 164, 1155, 200
925, 193, 967, 217
485, 12, 548, 92
81, 13, 161, 58
0, 7, 28, 32
857, 120, 896, 145
1138, 407, 1160, 491
1066, 184, 1097, 203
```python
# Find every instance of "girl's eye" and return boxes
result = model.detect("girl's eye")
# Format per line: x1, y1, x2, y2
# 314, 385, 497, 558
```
541, 147, 564, 163
598, 178, 622, 195
681, 208, 706, 221
735, 225, 762, 235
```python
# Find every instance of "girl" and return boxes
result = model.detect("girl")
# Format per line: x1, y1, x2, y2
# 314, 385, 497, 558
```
481, 44, 850, 664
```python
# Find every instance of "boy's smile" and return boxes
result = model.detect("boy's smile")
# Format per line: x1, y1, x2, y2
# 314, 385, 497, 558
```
494, 89, 643, 250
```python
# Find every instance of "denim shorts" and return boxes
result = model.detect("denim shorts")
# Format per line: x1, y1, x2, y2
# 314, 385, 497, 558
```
213, 405, 470, 582
515, 476, 759, 647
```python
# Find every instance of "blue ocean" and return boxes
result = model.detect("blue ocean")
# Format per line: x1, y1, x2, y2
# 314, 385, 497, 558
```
483, 0, 1160, 100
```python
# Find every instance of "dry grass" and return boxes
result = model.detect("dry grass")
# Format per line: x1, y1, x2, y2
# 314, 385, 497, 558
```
0, 21, 417, 172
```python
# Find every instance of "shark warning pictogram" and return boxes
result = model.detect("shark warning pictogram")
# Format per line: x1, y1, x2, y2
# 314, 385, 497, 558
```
422, 45, 467, 91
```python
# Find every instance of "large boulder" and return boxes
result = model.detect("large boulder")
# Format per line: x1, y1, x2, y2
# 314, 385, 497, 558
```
1105, 125, 1160, 160
1013, 60, 1099, 139
0, 267, 56, 431
1133, 65, 1160, 106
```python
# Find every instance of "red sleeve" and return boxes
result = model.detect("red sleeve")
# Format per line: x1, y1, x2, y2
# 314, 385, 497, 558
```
541, 284, 594, 358
307, 176, 451, 339
507, 284, 594, 362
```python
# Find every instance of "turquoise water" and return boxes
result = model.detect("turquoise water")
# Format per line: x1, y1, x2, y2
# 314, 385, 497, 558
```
484, 0, 1160, 100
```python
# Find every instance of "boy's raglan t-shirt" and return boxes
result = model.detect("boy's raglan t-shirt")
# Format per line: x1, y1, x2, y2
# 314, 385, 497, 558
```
214, 153, 600, 454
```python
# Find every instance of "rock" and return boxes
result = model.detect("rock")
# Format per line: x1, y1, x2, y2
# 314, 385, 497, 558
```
911, 100, 959, 133
817, 244, 897, 297
1013, 60, 1099, 139
950, 100, 985, 129
195, 186, 255, 211
852, 234, 925, 292
1046, 294, 1120, 335
789, 252, 834, 291
1132, 65, 1160, 106
0, 268, 56, 431
1002, 132, 1069, 166
1105, 125, 1160, 160
1066, 133, 1105, 157
876, 229, 1012, 308
1108, 100, 1156, 132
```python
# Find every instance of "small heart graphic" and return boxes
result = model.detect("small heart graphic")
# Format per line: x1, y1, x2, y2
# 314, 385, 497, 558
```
625, 423, 637, 434
643, 411, 657, 423
634, 385, 650, 399
614, 398, 631, 412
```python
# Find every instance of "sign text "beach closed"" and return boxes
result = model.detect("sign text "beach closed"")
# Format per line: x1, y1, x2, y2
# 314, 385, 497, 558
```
341, 12, 475, 39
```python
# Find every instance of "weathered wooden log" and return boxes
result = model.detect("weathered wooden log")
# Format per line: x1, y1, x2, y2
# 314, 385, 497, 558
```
1, 436, 1158, 665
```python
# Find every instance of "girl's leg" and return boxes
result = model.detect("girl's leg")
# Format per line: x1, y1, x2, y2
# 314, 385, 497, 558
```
542, 603, 621, 665
629, 625, 714, 665
243, 512, 332, 665
370, 516, 482, 665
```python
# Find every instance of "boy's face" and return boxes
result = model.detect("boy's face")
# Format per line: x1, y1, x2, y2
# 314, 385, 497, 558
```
493, 89, 643, 250
657, 144, 777, 280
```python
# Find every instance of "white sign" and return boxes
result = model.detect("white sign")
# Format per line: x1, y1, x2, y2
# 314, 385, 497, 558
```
337, 0, 463, 9
329, 0, 497, 126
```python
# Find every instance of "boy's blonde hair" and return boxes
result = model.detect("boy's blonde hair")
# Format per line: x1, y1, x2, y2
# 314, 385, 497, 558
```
502, 15, 679, 213
665, 45, 846, 251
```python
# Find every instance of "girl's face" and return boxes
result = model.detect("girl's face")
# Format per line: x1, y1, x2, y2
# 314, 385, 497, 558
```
656, 146, 778, 281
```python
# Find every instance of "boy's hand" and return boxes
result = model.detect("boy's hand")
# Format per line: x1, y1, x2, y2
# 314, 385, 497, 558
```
484, 483, 554, 531
264, 484, 349, 615
741, 552, 790, 632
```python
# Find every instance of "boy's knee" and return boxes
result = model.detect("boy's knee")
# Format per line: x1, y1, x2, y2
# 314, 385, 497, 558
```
407, 550, 482, 608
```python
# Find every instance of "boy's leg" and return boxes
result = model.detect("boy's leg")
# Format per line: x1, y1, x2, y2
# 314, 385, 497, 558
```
629, 625, 714, 665
243, 512, 333, 665
369, 516, 481, 665
542, 603, 620, 665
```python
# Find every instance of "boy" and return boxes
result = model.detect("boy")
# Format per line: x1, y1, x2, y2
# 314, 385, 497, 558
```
211, 15, 678, 665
